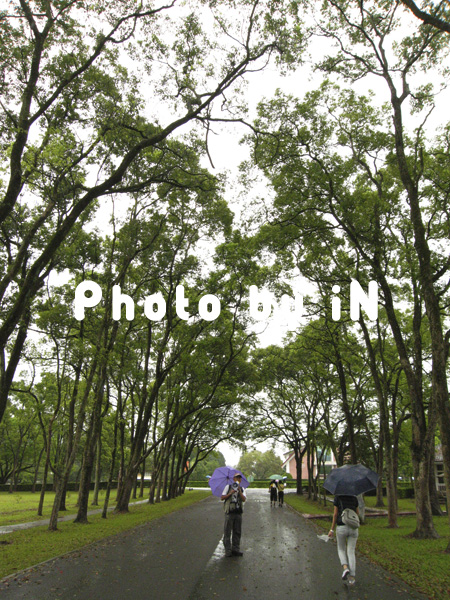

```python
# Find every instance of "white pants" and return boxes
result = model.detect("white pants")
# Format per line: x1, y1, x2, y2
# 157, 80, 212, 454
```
336, 524, 358, 577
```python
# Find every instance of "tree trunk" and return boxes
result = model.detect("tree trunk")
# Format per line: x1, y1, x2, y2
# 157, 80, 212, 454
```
294, 448, 304, 495
375, 468, 384, 508
49, 469, 71, 531
102, 405, 119, 519
48, 351, 101, 531
429, 439, 444, 516
155, 469, 163, 504
59, 484, 67, 512
162, 453, 170, 502
139, 458, 145, 498
31, 446, 44, 493
148, 475, 156, 505
359, 316, 398, 524
0, 313, 30, 425
409, 447, 439, 539
37, 438, 52, 516
389, 81, 450, 542
74, 405, 102, 523
92, 433, 102, 506
335, 347, 357, 464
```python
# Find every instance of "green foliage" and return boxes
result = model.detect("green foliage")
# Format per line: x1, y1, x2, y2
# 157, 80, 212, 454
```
237, 449, 284, 479
188, 450, 226, 481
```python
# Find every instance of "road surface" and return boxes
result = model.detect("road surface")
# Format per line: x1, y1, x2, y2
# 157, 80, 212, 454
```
0, 489, 428, 600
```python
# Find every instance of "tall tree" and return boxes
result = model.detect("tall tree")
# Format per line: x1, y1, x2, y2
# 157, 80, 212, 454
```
314, 0, 450, 542
246, 74, 445, 536
0, 0, 303, 425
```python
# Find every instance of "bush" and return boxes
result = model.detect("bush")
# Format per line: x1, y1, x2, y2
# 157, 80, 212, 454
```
396, 486, 414, 499
185, 481, 210, 488
0, 480, 149, 493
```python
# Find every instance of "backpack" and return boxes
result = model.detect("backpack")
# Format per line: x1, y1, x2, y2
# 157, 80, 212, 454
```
341, 508, 360, 529
338, 497, 360, 529
223, 485, 243, 515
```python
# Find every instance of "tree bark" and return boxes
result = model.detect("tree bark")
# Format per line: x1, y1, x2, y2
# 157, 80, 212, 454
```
294, 446, 305, 495
387, 71, 449, 542
359, 316, 398, 524
37, 432, 52, 516
429, 439, 444, 516
74, 380, 104, 524
92, 433, 102, 506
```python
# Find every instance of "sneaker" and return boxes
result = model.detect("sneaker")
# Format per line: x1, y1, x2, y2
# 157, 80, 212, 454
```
348, 576, 356, 586
342, 568, 350, 580
232, 550, 243, 556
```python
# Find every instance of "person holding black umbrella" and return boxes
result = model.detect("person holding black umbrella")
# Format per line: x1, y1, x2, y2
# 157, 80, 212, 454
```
324, 464, 379, 587
328, 494, 359, 585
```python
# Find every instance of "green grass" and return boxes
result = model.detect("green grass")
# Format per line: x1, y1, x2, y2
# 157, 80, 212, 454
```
285, 492, 334, 515
284, 492, 419, 514
0, 489, 144, 526
0, 490, 209, 580
363, 495, 417, 512
356, 516, 450, 600
285, 493, 450, 600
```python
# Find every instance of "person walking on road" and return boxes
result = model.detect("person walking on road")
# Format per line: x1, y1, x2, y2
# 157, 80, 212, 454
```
328, 494, 359, 586
269, 480, 278, 507
277, 480, 285, 506
222, 473, 247, 557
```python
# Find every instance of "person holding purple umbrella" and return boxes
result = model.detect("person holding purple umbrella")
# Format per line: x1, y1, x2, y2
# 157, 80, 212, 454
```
221, 473, 247, 557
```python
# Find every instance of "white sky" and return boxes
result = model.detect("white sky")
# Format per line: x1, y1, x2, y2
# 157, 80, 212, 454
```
218, 439, 286, 469
36, 2, 450, 463
50, 1, 450, 350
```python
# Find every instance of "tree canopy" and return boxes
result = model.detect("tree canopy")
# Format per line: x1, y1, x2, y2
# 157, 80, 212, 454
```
1, 0, 450, 550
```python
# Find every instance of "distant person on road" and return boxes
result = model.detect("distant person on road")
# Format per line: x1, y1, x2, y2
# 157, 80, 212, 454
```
269, 480, 278, 507
221, 473, 247, 557
277, 480, 285, 506
328, 494, 359, 586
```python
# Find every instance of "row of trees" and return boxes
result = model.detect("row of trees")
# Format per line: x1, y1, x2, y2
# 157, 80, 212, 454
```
2, 156, 260, 528
242, 0, 450, 546
0, 0, 302, 530
1, 0, 449, 552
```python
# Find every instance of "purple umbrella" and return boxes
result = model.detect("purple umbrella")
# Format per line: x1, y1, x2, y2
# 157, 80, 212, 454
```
208, 466, 249, 497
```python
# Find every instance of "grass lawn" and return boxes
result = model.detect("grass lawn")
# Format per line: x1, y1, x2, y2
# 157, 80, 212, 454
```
363, 495, 417, 512
0, 490, 210, 580
285, 493, 450, 600
0, 489, 146, 526
284, 492, 333, 515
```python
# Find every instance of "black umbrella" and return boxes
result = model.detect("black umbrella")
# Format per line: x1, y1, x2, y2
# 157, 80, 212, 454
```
323, 464, 379, 496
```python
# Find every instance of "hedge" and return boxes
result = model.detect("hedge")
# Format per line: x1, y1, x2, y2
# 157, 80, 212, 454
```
0, 481, 148, 493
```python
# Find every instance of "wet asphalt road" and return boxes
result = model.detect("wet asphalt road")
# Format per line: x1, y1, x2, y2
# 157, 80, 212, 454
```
0, 490, 429, 600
